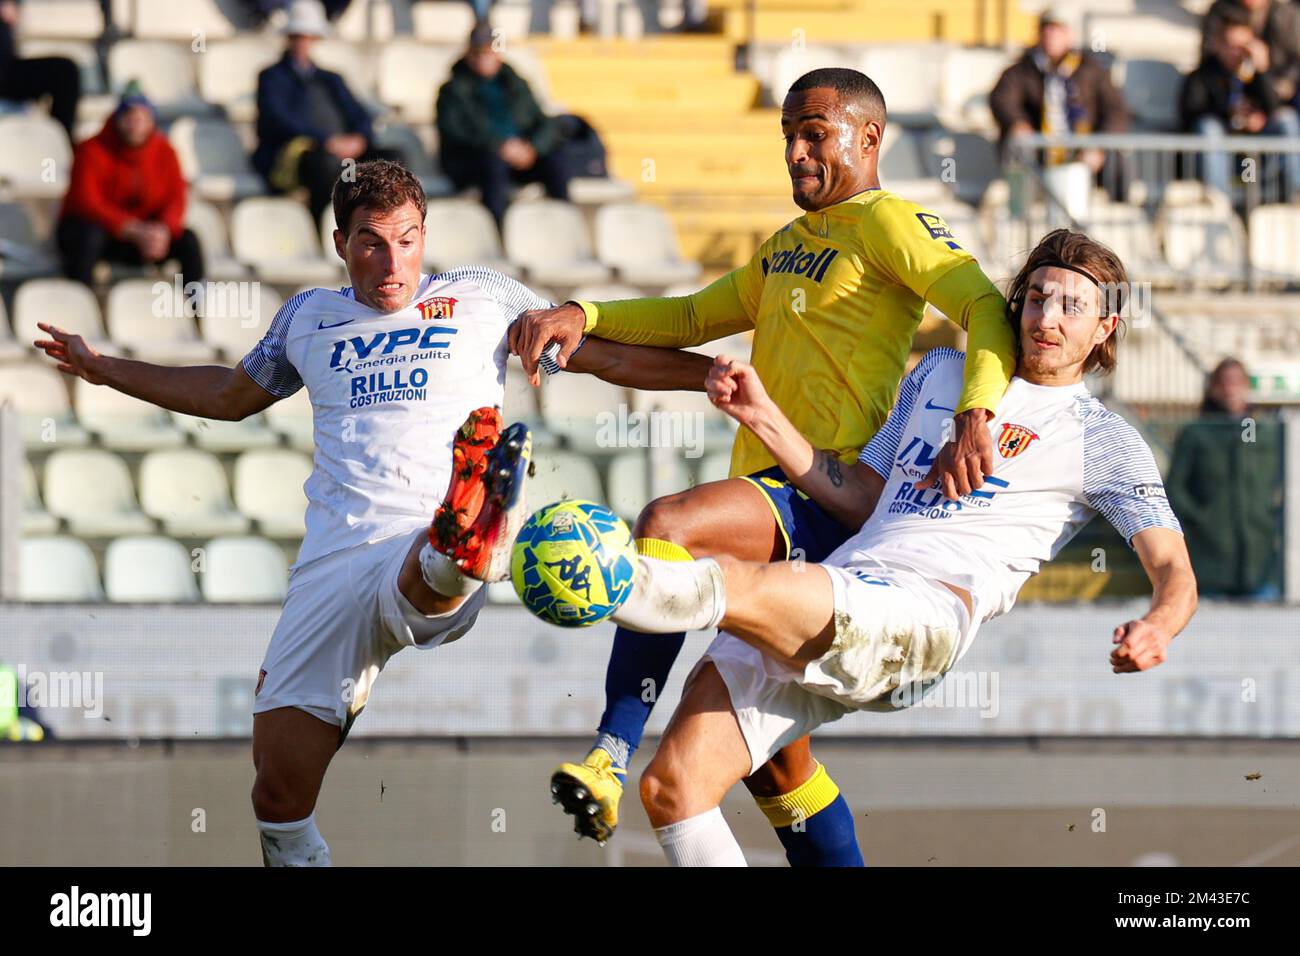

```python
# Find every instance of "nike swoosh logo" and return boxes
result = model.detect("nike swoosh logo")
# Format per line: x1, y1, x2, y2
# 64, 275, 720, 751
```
924, 398, 956, 413
317, 317, 355, 330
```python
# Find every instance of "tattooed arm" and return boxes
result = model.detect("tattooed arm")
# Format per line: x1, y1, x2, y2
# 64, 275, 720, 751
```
706, 355, 886, 530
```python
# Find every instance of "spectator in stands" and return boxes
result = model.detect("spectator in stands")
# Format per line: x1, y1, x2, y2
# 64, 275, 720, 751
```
1167, 358, 1283, 600
1201, 0, 1300, 103
1183, 8, 1300, 199
436, 22, 573, 229
57, 87, 204, 288
0, 0, 80, 139
252, 0, 398, 223
989, 8, 1129, 193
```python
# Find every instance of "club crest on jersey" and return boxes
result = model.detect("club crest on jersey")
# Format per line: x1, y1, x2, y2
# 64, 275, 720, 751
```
997, 423, 1039, 459
416, 296, 457, 320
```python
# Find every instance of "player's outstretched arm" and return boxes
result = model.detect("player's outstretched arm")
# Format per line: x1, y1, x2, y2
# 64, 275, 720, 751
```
562, 336, 713, 391
707, 355, 884, 529
34, 322, 278, 421
1110, 527, 1198, 674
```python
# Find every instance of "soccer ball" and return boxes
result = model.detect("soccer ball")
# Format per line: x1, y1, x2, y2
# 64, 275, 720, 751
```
511, 500, 637, 627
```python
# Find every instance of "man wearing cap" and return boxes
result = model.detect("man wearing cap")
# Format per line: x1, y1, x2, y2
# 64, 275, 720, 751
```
436, 23, 574, 228
57, 85, 204, 288
252, 0, 399, 223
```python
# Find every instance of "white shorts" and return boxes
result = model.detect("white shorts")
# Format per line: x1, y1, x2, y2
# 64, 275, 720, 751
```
706, 561, 972, 775
253, 528, 486, 733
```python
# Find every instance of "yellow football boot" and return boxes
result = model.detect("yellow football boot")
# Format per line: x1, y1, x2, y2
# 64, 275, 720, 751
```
550, 748, 626, 844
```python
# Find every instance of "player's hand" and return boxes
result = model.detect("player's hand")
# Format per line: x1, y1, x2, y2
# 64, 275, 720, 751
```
510, 303, 586, 386
706, 355, 771, 429
1110, 619, 1172, 673
922, 407, 994, 500
34, 323, 109, 384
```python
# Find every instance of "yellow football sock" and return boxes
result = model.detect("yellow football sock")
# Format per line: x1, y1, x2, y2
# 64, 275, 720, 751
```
635, 537, 693, 563
753, 762, 841, 829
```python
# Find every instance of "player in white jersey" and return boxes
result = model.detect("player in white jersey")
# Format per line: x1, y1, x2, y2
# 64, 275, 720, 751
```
581, 228, 1199, 865
34, 160, 713, 865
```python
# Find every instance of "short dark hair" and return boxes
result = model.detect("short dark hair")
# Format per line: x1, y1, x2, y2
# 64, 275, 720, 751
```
331, 159, 427, 236
1215, 4, 1254, 37
787, 67, 887, 129
1006, 228, 1129, 375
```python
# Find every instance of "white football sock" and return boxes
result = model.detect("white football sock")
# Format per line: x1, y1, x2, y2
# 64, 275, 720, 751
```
420, 541, 483, 598
654, 807, 747, 867
612, 557, 726, 633
257, 813, 332, 867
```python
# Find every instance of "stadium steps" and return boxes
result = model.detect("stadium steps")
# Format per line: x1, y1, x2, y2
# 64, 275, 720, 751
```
717, 0, 1039, 45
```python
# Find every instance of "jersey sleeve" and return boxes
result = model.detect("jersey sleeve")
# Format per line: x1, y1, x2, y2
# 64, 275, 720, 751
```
240, 289, 312, 399
1082, 409, 1183, 545
438, 266, 565, 375
858, 347, 964, 479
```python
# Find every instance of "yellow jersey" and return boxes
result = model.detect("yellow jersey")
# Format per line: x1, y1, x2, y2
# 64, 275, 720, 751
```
576, 188, 1017, 477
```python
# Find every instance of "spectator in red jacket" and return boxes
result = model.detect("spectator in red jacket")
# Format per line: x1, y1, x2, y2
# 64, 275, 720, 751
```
57, 90, 204, 288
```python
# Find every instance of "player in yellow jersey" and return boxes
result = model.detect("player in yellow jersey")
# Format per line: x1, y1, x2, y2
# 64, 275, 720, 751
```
512, 68, 1018, 864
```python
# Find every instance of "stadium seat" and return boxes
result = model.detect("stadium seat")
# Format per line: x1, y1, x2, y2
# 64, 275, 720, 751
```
569, 283, 642, 302
131, 0, 241, 39
0, 113, 71, 198
1118, 59, 1184, 131
200, 536, 289, 603
74, 377, 186, 450
528, 449, 604, 509
767, 45, 849, 103
605, 449, 693, 523
42, 448, 156, 537
502, 359, 557, 447
19, 536, 104, 602
538, 370, 627, 453
20, 458, 59, 534
0, 201, 59, 280
0, 361, 90, 448
926, 131, 1002, 209
106, 40, 208, 118
138, 448, 251, 538
503, 199, 611, 286
412, 1, 477, 42
263, 386, 314, 451
334, 0, 395, 42
18, 0, 104, 39
12, 278, 110, 353
568, 177, 636, 205
231, 198, 342, 284
170, 409, 281, 452
199, 283, 281, 361
695, 449, 732, 486
197, 37, 282, 123
185, 197, 252, 280
312, 39, 379, 102
1156, 186, 1247, 287
169, 116, 266, 201
859, 45, 946, 121
104, 534, 200, 603
421, 198, 513, 273
105, 278, 219, 364
628, 388, 737, 456
939, 47, 1010, 132
369, 122, 454, 197
232, 448, 312, 538
1248, 204, 1300, 285
377, 40, 460, 124
1079, 203, 1169, 284
593, 203, 702, 287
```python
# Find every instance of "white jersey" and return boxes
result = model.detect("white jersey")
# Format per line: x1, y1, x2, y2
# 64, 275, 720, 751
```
242, 268, 559, 568
830, 347, 1181, 655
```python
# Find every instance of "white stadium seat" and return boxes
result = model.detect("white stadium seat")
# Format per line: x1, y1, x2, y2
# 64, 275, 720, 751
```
170, 409, 281, 452
43, 448, 155, 538
939, 47, 1010, 132
199, 283, 281, 360
1119, 59, 1185, 131
422, 199, 513, 273
503, 199, 611, 286
628, 388, 736, 456
1080, 203, 1168, 283
12, 278, 110, 353
139, 448, 251, 538
370, 122, 454, 196
75, 377, 186, 450
232, 448, 312, 538
859, 45, 946, 119
168, 116, 266, 201
131, 0, 240, 40
413, 1, 477, 42
606, 449, 693, 523
0, 113, 71, 198
20, 536, 104, 602
0, 201, 59, 280
1248, 204, 1300, 285
201, 536, 289, 603
379, 40, 460, 124
593, 203, 701, 287
1157, 191, 1248, 287
527, 450, 604, 510
264, 386, 314, 452
107, 40, 207, 118
312, 39, 378, 100
0, 361, 90, 448
105, 278, 219, 364
21, 458, 59, 534
104, 535, 200, 603
197, 37, 282, 123
767, 45, 849, 104
185, 197, 252, 280
231, 198, 342, 284
334, 0, 395, 42
18, 0, 104, 39
538, 371, 627, 453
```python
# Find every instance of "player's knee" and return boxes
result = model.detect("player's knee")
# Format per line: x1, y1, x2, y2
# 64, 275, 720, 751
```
639, 760, 687, 823
251, 769, 314, 823
633, 492, 696, 547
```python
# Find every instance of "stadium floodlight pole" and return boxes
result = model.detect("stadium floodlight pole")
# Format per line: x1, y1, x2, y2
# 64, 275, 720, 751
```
0, 403, 18, 601
1285, 407, 1300, 604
